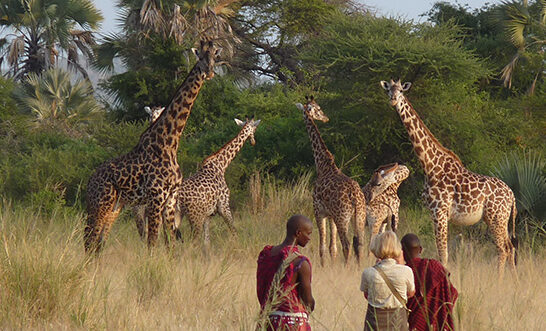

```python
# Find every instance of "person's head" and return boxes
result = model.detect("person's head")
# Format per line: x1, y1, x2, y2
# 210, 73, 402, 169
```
401, 233, 422, 262
286, 214, 313, 247
370, 231, 402, 260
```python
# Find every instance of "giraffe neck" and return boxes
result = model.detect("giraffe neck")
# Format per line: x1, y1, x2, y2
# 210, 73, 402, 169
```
395, 97, 463, 178
139, 60, 207, 155
303, 113, 339, 177
202, 128, 251, 173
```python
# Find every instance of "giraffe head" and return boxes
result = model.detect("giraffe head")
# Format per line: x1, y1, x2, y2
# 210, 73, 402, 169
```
234, 118, 261, 146
380, 79, 412, 107
365, 163, 408, 203
144, 106, 165, 123
192, 40, 222, 80
295, 96, 329, 122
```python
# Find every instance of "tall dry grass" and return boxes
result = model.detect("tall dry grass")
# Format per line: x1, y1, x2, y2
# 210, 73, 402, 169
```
1, 177, 545, 330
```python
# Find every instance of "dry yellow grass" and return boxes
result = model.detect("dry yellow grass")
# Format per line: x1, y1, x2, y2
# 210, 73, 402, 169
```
1, 177, 545, 330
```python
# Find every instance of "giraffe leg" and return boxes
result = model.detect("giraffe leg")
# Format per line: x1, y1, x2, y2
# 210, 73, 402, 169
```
335, 218, 351, 265
133, 205, 147, 240
315, 212, 327, 266
484, 212, 515, 280
432, 212, 450, 266
217, 196, 236, 235
391, 211, 399, 233
203, 217, 211, 248
85, 183, 121, 254
329, 219, 338, 262
367, 211, 385, 253
145, 200, 166, 248
161, 193, 178, 247
353, 199, 366, 265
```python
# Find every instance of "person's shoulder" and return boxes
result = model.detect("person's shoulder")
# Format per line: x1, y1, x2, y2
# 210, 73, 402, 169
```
362, 266, 377, 277
421, 258, 446, 271
258, 245, 273, 259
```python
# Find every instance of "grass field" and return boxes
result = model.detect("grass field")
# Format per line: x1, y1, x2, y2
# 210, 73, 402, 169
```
1, 177, 544, 330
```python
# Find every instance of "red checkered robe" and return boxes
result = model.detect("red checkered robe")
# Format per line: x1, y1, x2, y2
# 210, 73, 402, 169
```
257, 245, 311, 330
406, 258, 458, 331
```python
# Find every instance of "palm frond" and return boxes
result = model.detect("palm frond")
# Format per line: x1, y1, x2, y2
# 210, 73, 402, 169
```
493, 151, 546, 221
500, 51, 521, 88
502, 1, 531, 49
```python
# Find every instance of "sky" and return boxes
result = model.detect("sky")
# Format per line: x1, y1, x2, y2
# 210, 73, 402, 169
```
93, 1, 503, 35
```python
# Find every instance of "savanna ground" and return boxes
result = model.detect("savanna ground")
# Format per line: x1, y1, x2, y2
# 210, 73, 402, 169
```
1, 175, 544, 330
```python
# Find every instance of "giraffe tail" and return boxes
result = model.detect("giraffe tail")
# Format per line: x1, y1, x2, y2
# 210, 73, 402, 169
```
510, 199, 517, 239
510, 199, 518, 266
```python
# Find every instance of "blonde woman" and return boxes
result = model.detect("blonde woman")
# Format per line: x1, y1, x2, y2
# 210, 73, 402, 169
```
360, 231, 415, 330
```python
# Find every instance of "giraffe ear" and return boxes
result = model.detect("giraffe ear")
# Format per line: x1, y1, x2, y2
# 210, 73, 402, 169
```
191, 48, 199, 60
380, 81, 390, 90
144, 106, 152, 115
251, 119, 261, 127
402, 82, 412, 91
295, 103, 304, 111
234, 118, 245, 126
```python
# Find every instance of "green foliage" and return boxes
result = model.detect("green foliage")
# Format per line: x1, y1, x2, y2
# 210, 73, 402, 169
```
98, 37, 193, 121
13, 68, 103, 126
0, 0, 102, 79
493, 151, 546, 222
0, 76, 16, 119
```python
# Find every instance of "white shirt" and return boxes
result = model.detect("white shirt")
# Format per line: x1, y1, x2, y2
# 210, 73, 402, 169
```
360, 258, 415, 309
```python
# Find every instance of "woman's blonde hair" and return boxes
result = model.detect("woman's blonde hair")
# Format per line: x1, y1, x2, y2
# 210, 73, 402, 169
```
370, 231, 402, 260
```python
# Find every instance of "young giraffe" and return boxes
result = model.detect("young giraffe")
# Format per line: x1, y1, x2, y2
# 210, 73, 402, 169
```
380, 79, 517, 275
296, 97, 366, 266
362, 163, 409, 241
84, 41, 221, 253
173, 118, 261, 246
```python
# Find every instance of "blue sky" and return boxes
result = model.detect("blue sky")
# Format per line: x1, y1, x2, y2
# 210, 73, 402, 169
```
93, 0, 503, 35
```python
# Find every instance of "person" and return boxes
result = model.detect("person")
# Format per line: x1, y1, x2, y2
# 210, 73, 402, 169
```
361, 231, 415, 331
401, 233, 458, 331
256, 215, 315, 330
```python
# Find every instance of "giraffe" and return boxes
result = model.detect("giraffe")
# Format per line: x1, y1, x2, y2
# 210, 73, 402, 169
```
362, 163, 409, 241
84, 41, 221, 253
380, 79, 517, 275
172, 118, 261, 246
132, 105, 169, 240
296, 97, 366, 265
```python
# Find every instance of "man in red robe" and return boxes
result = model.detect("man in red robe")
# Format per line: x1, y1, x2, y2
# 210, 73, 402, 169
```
256, 215, 315, 330
401, 233, 458, 331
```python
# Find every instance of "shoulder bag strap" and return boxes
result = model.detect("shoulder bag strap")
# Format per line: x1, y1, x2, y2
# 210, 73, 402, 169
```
373, 265, 409, 310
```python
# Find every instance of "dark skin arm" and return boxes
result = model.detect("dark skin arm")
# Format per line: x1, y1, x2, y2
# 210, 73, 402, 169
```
296, 258, 315, 312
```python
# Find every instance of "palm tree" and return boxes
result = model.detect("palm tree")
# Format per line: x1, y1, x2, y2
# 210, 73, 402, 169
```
0, 0, 103, 80
94, 0, 239, 73
498, 0, 545, 95
13, 68, 102, 126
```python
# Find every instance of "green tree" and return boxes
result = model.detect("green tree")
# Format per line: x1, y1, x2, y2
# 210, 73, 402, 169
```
13, 68, 102, 127
498, 0, 546, 95
0, 0, 103, 80
94, 0, 241, 120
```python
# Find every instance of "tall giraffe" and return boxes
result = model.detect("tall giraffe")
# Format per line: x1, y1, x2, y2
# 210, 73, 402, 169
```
172, 118, 261, 246
84, 41, 221, 253
380, 79, 517, 275
362, 163, 409, 240
296, 97, 366, 265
